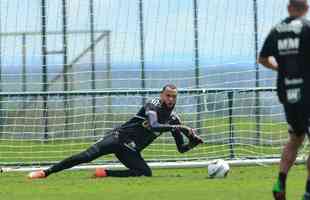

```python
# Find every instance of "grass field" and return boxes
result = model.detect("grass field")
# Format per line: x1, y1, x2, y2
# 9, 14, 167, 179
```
0, 164, 307, 200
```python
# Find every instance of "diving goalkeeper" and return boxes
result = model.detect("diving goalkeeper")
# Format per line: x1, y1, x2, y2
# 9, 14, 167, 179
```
28, 84, 203, 178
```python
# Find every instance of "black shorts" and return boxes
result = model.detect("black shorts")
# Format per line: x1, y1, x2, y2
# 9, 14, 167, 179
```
283, 101, 310, 136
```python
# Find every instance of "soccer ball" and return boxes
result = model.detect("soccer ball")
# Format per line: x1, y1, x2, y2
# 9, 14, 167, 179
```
207, 159, 230, 178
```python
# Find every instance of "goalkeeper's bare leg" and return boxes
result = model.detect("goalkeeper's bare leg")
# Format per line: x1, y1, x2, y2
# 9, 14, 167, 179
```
273, 133, 305, 200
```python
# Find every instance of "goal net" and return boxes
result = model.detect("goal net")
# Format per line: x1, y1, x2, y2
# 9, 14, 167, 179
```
0, 0, 306, 170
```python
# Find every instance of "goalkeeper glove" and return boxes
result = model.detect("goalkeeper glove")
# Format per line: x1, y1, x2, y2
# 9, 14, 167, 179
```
174, 125, 204, 147
179, 126, 203, 143
188, 130, 204, 148
190, 129, 204, 143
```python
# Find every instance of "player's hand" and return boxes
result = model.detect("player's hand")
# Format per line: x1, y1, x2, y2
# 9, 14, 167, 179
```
189, 129, 204, 144
177, 126, 204, 144
178, 126, 202, 140
188, 134, 204, 149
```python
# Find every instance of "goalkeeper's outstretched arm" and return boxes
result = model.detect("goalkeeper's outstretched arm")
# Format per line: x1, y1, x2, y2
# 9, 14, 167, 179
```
167, 113, 204, 153
146, 110, 180, 132
171, 125, 204, 153
146, 110, 203, 153
171, 129, 191, 153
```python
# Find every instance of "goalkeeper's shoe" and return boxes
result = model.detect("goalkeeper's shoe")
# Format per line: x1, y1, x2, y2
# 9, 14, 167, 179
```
272, 179, 286, 200
93, 168, 107, 178
28, 170, 47, 179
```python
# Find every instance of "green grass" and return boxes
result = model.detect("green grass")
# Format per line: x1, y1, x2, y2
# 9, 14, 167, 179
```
0, 165, 307, 200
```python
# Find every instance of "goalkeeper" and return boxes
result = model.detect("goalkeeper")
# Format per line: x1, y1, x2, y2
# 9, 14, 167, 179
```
258, 1, 310, 199
28, 84, 203, 179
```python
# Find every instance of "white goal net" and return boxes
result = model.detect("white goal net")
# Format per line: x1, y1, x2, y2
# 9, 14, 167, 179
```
0, 0, 307, 170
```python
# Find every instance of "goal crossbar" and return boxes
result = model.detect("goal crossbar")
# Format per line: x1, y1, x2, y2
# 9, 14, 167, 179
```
0, 87, 276, 97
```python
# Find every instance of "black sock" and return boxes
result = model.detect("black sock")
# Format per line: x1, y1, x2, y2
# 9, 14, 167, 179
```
106, 169, 143, 177
44, 168, 51, 177
278, 172, 287, 190
106, 169, 152, 177
106, 169, 134, 177
306, 178, 310, 194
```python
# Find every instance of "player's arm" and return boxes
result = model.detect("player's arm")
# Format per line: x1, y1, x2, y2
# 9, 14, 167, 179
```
146, 110, 202, 138
258, 56, 278, 71
146, 110, 179, 132
168, 114, 204, 153
171, 128, 203, 153
171, 129, 190, 153
258, 29, 278, 71
145, 101, 203, 144
146, 110, 203, 153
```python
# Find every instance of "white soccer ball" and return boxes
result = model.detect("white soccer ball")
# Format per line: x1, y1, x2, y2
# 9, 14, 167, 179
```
207, 159, 230, 178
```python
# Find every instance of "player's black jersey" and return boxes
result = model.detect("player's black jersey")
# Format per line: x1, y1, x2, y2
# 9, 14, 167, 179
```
260, 16, 310, 103
117, 97, 181, 151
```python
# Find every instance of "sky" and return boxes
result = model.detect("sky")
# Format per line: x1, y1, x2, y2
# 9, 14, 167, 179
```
0, 0, 293, 73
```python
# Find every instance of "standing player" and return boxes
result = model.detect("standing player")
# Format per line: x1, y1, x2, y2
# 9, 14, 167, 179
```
28, 84, 203, 179
258, 0, 310, 199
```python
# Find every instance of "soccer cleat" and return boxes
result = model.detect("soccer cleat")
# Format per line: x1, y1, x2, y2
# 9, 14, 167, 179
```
272, 179, 286, 200
93, 167, 107, 178
28, 170, 46, 179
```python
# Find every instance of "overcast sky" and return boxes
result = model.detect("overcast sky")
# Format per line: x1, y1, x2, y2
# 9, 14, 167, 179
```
0, 0, 293, 73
